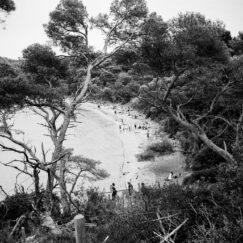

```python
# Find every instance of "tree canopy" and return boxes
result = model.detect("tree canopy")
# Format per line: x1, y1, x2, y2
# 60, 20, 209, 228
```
0, 0, 15, 13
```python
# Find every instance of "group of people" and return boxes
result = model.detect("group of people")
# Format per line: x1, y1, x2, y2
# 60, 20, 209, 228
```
110, 181, 134, 200
98, 103, 153, 140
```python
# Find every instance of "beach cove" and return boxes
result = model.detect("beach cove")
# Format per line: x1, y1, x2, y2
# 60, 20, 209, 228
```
0, 102, 183, 198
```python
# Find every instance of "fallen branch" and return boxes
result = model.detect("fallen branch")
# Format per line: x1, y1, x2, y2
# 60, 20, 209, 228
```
158, 218, 188, 243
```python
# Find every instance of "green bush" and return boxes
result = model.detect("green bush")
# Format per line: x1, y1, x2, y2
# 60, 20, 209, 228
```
0, 192, 33, 221
183, 167, 218, 184
90, 164, 243, 242
101, 87, 114, 102
136, 140, 174, 161
147, 140, 174, 155
85, 188, 116, 225
136, 149, 155, 161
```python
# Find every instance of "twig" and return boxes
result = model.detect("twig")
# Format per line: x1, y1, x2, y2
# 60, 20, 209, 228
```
9, 215, 26, 239
0, 185, 8, 197
159, 218, 188, 243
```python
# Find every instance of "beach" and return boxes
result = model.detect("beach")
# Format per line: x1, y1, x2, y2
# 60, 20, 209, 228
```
0, 102, 184, 198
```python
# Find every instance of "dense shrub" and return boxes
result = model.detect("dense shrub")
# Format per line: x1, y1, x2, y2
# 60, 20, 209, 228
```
163, 117, 180, 137
136, 149, 155, 161
183, 167, 218, 184
136, 139, 174, 161
0, 192, 33, 221
147, 140, 174, 155
88, 164, 243, 242
85, 188, 115, 225
101, 87, 114, 102
192, 147, 225, 171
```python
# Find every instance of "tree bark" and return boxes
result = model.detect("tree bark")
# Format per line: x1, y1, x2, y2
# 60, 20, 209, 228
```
46, 64, 93, 212
59, 158, 70, 216
33, 165, 41, 210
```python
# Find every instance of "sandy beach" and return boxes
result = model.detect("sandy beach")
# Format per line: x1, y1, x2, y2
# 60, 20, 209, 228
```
70, 102, 184, 192
0, 101, 184, 198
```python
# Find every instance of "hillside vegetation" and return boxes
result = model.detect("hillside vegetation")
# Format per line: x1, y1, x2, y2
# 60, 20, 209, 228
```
0, 0, 243, 242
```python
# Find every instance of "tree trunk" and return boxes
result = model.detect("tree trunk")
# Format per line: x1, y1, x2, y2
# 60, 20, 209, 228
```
168, 108, 237, 165
59, 158, 70, 216
33, 166, 41, 210
46, 64, 93, 210
48, 64, 93, 190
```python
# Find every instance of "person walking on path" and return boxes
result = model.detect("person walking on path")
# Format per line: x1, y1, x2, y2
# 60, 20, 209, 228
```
147, 129, 150, 140
128, 182, 133, 196
111, 183, 117, 200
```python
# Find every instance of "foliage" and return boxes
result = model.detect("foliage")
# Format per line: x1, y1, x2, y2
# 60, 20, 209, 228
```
147, 140, 174, 155
1, 2, 243, 242
136, 149, 155, 161
101, 87, 114, 102
45, 0, 89, 55
21, 43, 69, 105
85, 188, 115, 225
90, 166, 243, 242
22, 44, 67, 86
91, 0, 148, 46
0, 191, 61, 222
0, 192, 33, 221
136, 139, 174, 161
0, 0, 15, 13
231, 32, 243, 56
0, 59, 30, 109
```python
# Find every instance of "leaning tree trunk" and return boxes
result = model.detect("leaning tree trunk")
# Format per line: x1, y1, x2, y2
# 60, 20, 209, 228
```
168, 108, 237, 165
46, 64, 93, 210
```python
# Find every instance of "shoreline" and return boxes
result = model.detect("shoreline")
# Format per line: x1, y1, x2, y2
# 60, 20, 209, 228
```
0, 101, 184, 199
82, 101, 184, 191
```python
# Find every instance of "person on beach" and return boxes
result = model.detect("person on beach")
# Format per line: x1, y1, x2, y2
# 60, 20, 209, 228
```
119, 124, 122, 131
146, 130, 150, 139
168, 171, 173, 180
128, 182, 133, 196
134, 124, 137, 129
111, 183, 117, 200
141, 182, 149, 211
